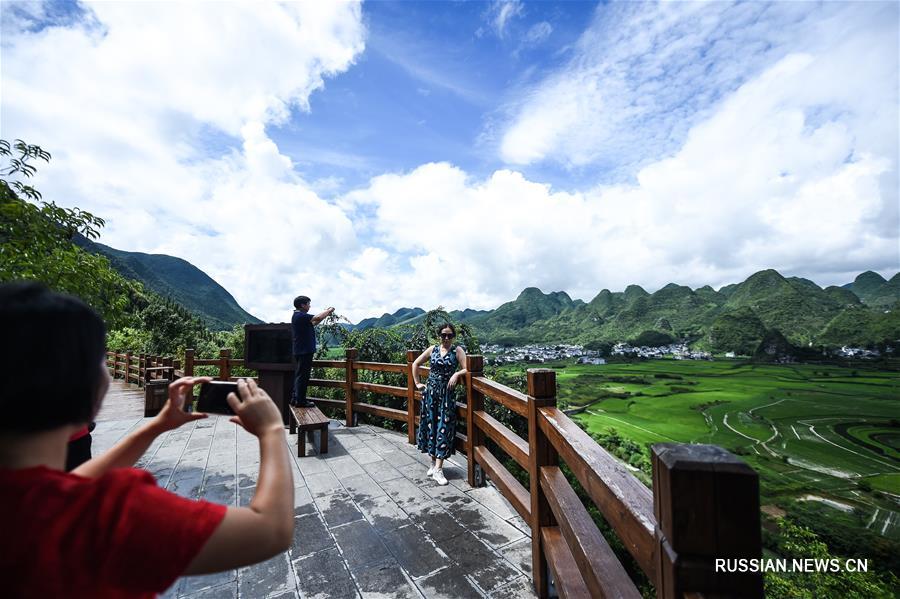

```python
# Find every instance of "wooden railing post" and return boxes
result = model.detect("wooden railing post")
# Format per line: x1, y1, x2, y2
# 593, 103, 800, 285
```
184, 349, 195, 377
345, 348, 358, 427
652, 444, 763, 598
138, 354, 146, 386
162, 356, 173, 380
527, 368, 558, 599
466, 355, 485, 487
219, 349, 231, 381
406, 350, 418, 444
124, 351, 131, 384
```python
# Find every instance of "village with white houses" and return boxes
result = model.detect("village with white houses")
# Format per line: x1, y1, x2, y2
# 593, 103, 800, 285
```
481, 342, 890, 365
481, 342, 716, 364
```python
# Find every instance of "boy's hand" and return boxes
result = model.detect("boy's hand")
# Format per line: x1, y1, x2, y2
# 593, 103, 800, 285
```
155, 376, 212, 431
227, 378, 283, 437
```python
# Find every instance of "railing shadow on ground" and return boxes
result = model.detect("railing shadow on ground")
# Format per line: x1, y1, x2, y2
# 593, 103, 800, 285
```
107, 348, 764, 598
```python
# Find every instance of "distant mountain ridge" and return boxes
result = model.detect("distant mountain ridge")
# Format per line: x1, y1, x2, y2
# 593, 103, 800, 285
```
352, 270, 900, 350
76, 236, 262, 331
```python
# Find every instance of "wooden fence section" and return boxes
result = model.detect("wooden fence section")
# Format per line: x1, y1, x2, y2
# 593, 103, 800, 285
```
108, 347, 763, 598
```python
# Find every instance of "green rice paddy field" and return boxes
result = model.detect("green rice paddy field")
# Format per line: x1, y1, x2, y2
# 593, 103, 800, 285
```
500, 359, 900, 539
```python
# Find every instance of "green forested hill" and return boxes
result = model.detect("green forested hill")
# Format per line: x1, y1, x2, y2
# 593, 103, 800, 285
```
352, 269, 900, 349
75, 236, 262, 331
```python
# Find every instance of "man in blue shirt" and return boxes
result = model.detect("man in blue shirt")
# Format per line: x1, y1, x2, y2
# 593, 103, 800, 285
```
291, 296, 335, 407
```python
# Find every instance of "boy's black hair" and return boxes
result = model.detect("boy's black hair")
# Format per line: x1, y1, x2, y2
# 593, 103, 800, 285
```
0, 282, 107, 432
293, 296, 311, 310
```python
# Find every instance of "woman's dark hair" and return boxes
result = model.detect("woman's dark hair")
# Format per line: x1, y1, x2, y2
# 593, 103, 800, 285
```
436, 323, 456, 338
0, 282, 107, 432
294, 295, 311, 309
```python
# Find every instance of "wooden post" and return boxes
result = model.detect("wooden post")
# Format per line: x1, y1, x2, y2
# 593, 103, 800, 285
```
466, 355, 485, 487
124, 351, 131, 384
162, 356, 173, 381
219, 349, 231, 381
345, 348, 358, 427
527, 368, 558, 599
184, 348, 195, 377
138, 354, 145, 386
652, 444, 763, 598
406, 350, 418, 444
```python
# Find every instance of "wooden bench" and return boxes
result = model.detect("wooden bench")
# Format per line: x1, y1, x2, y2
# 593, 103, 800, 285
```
288, 404, 329, 457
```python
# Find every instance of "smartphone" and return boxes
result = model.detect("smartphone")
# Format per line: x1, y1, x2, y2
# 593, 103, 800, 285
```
197, 381, 239, 415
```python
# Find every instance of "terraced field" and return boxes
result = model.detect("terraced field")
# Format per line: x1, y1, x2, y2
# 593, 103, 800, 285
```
497, 359, 900, 540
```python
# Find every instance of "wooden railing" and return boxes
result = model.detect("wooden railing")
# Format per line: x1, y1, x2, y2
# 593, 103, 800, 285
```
106, 351, 182, 386
108, 347, 763, 598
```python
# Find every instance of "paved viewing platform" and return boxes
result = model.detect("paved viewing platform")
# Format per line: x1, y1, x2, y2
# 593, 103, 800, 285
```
94, 382, 537, 599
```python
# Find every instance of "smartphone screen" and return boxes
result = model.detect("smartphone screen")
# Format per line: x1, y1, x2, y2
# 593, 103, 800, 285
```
197, 381, 238, 415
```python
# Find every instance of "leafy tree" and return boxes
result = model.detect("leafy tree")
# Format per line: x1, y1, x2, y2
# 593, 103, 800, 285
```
0, 139, 131, 325
765, 519, 897, 598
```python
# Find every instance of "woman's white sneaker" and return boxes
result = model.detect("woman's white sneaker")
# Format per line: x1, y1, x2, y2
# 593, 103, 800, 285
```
432, 468, 448, 486
426, 464, 436, 476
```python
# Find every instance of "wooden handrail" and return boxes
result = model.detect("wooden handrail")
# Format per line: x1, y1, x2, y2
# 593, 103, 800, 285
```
472, 376, 529, 416
541, 465, 641, 598
539, 405, 656, 579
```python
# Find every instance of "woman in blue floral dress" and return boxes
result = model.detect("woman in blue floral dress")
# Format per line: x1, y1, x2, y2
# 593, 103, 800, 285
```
412, 323, 467, 486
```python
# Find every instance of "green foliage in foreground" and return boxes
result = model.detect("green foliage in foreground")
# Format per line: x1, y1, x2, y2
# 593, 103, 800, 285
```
0, 139, 132, 326
1, 139, 232, 359
764, 519, 897, 598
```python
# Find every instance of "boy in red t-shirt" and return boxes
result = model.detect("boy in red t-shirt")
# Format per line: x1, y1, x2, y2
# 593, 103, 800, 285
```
0, 283, 295, 598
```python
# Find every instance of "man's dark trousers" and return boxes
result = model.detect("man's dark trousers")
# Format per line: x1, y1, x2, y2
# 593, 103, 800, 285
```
292, 353, 314, 405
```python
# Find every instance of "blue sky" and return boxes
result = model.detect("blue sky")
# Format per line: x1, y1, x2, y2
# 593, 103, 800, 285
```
2, 1, 898, 322
256, 1, 598, 193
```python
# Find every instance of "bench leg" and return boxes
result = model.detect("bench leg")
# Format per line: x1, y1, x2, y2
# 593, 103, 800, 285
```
319, 426, 328, 454
298, 430, 306, 458
289, 415, 296, 435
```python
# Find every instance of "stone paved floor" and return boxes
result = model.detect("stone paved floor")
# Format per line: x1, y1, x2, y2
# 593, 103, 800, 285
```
93, 417, 539, 599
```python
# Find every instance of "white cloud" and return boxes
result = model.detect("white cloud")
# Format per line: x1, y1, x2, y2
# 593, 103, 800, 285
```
342, 48, 897, 313
2, 1, 896, 326
2, 1, 367, 321
523, 21, 552, 46
498, 1, 898, 182
487, 0, 524, 39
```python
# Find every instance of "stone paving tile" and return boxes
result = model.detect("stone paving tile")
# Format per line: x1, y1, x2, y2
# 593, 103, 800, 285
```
315, 492, 364, 528
349, 447, 386, 465
341, 472, 387, 500
181, 582, 237, 598
304, 470, 343, 498
449, 503, 526, 549
292, 485, 316, 517
488, 576, 539, 599
93, 417, 540, 599
328, 454, 367, 479
175, 569, 236, 597
380, 477, 433, 509
497, 537, 532, 577
293, 547, 359, 599
239, 485, 255, 507
291, 513, 335, 558
167, 474, 203, 499
296, 455, 331, 476
435, 531, 521, 593
201, 482, 237, 506
415, 566, 483, 599
407, 503, 468, 542
465, 486, 516, 520
238, 553, 294, 598
355, 559, 421, 599
380, 524, 448, 579
356, 493, 409, 532
360, 458, 404, 482
332, 519, 390, 569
